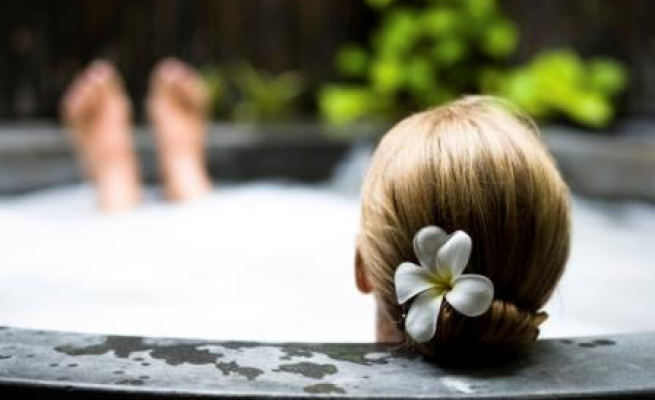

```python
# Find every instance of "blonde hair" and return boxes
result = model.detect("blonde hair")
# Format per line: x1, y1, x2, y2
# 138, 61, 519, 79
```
358, 96, 570, 361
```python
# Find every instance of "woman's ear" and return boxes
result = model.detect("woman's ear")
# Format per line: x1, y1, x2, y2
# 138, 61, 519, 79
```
355, 246, 373, 294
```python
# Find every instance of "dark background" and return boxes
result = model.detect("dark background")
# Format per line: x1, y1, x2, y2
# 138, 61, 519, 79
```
0, 0, 653, 121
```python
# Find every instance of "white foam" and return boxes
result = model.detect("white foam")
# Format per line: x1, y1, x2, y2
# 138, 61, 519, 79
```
542, 197, 655, 338
0, 183, 374, 342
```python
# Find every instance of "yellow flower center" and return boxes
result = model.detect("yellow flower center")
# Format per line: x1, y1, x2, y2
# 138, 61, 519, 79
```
431, 273, 453, 293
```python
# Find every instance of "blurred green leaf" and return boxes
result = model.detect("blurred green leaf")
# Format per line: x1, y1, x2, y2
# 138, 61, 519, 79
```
564, 92, 613, 128
369, 56, 404, 94
374, 9, 420, 56
588, 58, 628, 96
318, 85, 384, 125
230, 63, 305, 122
335, 45, 369, 77
531, 50, 585, 107
480, 18, 518, 59
406, 56, 437, 95
422, 8, 460, 38
498, 69, 549, 117
533, 50, 585, 87
464, 0, 497, 20
478, 67, 504, 93
431, 36, 467, 65
420, 87, 456, 108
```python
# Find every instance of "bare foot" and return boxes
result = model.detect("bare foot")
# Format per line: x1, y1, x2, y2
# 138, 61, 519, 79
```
61, 60, 141, 212
147, 58, 212, 202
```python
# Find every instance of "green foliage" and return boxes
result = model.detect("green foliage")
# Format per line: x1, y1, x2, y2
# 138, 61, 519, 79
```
488, 50, 628, 128
201, 63, 305, 123
320, 0, 628, 129
481, 18, 518, 58
231, 63, 305, 122
201, 66, 228, 117
588, 58, 628, 96
336, 45, 369, 77
319, 85, 388, 126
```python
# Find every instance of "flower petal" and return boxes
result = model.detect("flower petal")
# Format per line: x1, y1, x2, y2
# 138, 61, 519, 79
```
405, 288, 444, 343
445, 274, 494, 317
436, 230, 472, 279
395, 262, 436, 304
413, 226, 449, 273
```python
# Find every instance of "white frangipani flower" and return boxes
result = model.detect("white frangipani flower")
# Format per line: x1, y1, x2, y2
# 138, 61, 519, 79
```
395, 226, 494, 343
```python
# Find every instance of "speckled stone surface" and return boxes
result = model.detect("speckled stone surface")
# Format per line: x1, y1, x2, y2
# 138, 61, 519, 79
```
0, 327, 654, 399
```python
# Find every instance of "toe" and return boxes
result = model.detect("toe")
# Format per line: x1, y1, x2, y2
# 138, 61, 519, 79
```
61, 84, 78, 119
148, 58, 209, 117
89, 59, 115, 75
88, 61, 115, 88
71, 82, 97, 123
153, 58, 183, 84
88, 60, 126, 94
62, 60, 128, 127
174, 64, 209, 111
185, 75, 210, 111
61, 73, 87, 119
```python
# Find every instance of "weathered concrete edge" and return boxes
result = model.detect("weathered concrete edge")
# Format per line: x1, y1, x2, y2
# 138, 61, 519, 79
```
1, 327, 655, 399
1, 377, 654, 400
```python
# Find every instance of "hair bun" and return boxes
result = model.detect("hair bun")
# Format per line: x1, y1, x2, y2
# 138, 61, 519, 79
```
478, 300, 547, 346
414, 300, 547, 364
